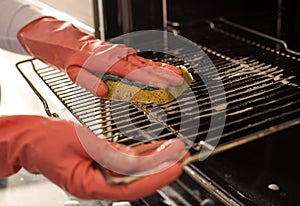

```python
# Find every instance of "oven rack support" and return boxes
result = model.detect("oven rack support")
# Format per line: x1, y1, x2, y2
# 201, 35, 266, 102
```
214, 18, 300, 56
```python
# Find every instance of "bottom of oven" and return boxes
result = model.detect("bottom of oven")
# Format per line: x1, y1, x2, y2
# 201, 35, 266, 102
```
128, 124, 300, 206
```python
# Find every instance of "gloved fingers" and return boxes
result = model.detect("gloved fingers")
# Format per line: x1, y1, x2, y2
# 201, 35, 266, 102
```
123, 64, 184, 88
69, 160, 182, 201
126, 55, 184, 86
130, 138, 188, 172
102, 139, 187, 175
78, 128, 187, 175
110, 59, 171, 88
139, 66, 184, 86
127, 140, 169, 155
133, 139, 191, 163
66, 66, 108, 97
132, 55, 183, 75
131, 139, 191, 162
130, 139, 184, 156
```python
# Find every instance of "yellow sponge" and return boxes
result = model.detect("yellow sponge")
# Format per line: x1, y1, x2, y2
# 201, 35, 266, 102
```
103, 66, 194, 105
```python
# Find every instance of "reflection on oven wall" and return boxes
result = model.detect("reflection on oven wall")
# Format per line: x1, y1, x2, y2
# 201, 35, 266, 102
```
101, 0, 300, 51
102, 0, 163, 39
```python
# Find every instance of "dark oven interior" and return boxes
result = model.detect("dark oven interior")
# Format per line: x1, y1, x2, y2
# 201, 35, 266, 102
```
16, 1, 300, 205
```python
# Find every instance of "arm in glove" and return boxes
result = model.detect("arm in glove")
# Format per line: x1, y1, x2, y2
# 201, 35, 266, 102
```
0, 115, 189, 201
17, 17, 184, 97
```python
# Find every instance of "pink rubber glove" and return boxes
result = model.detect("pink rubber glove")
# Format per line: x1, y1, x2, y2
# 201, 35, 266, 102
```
17, 17, 184, 97
0, 115, 188, 201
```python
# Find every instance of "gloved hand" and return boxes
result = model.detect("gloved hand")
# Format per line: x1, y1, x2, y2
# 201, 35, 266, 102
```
0, 115, 189, 201
17, 17, 184, 97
